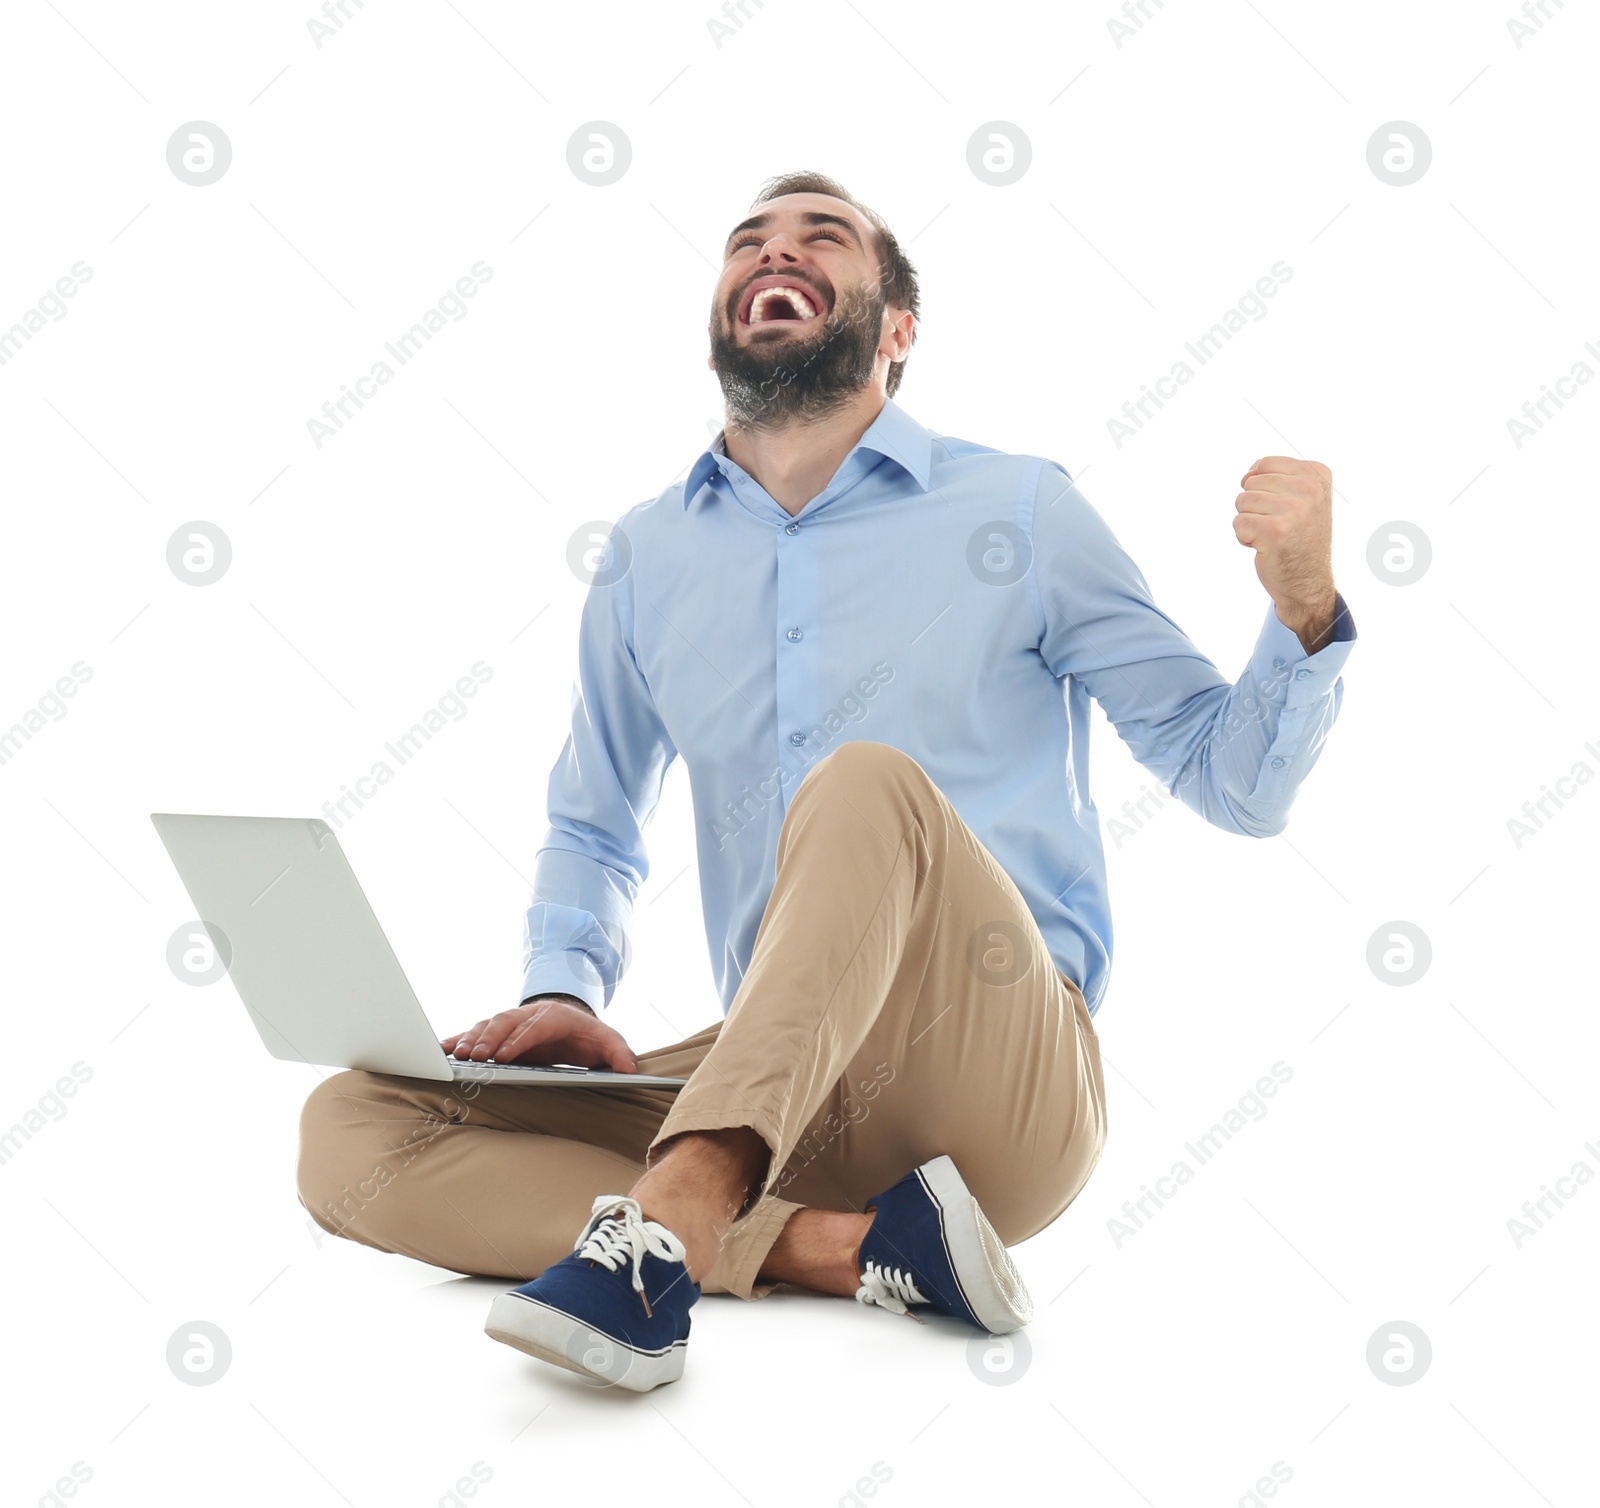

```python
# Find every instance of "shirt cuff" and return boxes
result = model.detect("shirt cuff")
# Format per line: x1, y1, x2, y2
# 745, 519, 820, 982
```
520, 894, 628, 1014
519, 953, 607, 1015
1249, 590, 1357, 709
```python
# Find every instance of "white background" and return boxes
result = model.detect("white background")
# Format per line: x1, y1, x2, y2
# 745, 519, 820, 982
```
2, 1, 1596, 1504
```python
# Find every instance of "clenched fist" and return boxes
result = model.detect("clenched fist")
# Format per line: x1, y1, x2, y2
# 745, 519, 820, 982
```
1233, 455, 1339, 654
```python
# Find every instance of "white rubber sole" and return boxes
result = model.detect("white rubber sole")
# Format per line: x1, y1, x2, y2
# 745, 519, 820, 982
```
484, 1292, 686, 1392
917, 1155, 1034, 1334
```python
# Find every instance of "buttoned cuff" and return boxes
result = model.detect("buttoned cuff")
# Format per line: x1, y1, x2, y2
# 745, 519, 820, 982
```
1249, 590, 1357, 710
1233, 591, 1356, 816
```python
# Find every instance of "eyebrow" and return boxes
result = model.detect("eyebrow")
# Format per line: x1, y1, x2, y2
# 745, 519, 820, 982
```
723, 210, 865, 253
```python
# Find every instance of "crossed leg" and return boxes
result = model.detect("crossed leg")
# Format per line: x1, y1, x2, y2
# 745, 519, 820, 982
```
297, 741, 1107, 1299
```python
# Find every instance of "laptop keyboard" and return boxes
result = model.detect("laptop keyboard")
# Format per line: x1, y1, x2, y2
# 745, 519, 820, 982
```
449, 1061, 594, 1076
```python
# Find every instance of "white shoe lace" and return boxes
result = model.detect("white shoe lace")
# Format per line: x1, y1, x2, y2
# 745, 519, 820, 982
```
856, 1261, 929, 1322
575, 1196, 688, 1318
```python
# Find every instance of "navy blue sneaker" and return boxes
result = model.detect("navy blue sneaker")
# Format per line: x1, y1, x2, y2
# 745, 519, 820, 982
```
484, 1195, 699, 1391
854, 1155, 1032, 1334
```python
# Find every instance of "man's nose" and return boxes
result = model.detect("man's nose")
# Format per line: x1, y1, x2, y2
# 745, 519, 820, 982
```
757, 236, 801, 265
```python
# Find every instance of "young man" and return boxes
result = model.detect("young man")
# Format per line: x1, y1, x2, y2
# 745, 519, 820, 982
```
297, 171, 1356, 1391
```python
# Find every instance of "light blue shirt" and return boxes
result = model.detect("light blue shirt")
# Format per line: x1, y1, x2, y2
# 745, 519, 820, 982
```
522, 397, 1356, 1019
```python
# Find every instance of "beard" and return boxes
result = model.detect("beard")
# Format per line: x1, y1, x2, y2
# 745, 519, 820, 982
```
708, 275, 889, 433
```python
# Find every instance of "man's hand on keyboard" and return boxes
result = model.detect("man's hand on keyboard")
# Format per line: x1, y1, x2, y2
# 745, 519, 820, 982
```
442, 994, 640, 1073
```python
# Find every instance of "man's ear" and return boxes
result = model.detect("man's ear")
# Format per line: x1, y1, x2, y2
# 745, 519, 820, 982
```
888, 308, 914, 360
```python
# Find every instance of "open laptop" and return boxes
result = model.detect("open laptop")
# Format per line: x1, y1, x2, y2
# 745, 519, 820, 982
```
150, 814, 686, 1089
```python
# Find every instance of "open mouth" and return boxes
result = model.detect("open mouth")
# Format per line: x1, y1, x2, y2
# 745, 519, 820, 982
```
738, 279, 826, 327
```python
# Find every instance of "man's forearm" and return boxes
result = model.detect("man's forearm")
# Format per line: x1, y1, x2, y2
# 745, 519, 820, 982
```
1275, 586, 1342, 657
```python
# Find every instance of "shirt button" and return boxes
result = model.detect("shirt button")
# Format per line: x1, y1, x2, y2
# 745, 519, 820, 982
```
786, 627, 803, 642
784, 522, 800, 535
1295, 668, 1311, 680
1270, 756, 1286, 769
1272, 657, 1286, 671
789, 731, 806, 746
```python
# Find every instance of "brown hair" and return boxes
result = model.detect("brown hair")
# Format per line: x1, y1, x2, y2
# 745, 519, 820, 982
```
748, 171, 921, 398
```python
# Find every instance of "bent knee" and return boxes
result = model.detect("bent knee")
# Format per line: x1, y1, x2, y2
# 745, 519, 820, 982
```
799, 739, 931, 799
982, 1134, 1106, 1246
300, 1068, 384, 1121
295, 1070, 404, 1235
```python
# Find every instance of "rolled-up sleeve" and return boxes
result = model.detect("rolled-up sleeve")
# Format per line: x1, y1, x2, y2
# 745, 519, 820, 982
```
521, 523, 677, 1011
1031, 461, 1356, 837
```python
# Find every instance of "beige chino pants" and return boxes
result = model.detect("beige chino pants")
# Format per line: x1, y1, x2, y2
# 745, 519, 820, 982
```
297, 740, 1108, 1299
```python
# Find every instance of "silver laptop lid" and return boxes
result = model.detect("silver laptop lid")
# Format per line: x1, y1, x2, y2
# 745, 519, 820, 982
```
151, 814, 457, 1081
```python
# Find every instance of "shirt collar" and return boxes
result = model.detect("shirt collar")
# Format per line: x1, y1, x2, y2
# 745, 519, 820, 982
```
682, 396, 934, 508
